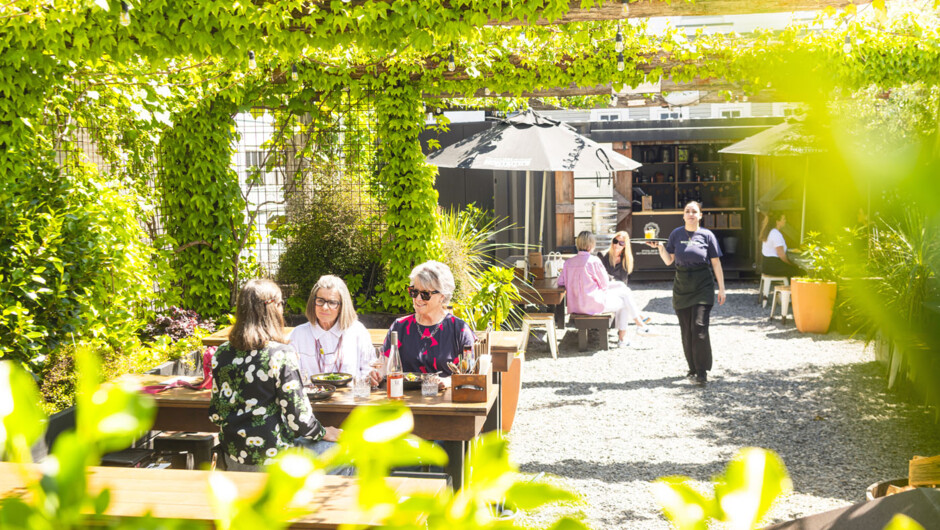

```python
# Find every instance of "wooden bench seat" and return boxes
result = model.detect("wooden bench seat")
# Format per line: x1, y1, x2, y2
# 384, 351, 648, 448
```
568, 313, 615, 351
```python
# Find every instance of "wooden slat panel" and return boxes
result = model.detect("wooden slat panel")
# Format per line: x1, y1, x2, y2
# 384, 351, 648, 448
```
555, 171, 575, 247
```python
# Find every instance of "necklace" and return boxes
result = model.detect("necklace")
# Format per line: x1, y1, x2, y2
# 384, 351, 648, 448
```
312, 333, 344, 374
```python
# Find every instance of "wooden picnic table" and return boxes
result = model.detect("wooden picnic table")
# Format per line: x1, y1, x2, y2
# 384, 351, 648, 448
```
201, 326, 519, 432
0, 462, 446, 529
115, 373, 498, 488
515, 277, 566, 328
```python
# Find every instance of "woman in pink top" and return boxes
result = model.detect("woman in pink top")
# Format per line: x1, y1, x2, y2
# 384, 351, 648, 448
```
558, 231, 652, 348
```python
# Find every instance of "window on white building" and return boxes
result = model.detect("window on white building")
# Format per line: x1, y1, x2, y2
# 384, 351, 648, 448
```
649, 107, 689, 120
711, 103, 750, 119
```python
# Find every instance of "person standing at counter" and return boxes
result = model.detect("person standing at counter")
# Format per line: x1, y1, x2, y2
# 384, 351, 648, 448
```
650, 201, 726, 385
759, 211, 804, 278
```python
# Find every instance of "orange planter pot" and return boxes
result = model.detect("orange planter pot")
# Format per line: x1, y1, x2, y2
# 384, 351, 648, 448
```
791, 279, 838, 334
500, 351, 524, 433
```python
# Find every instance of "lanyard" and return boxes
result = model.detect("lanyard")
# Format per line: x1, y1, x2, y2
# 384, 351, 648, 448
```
312, 333, 344, 374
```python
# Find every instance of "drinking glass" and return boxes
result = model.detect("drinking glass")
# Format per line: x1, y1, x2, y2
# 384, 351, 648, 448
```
421, 373, 439, 397
370, 347, 386, 388
352, 375, 371, 400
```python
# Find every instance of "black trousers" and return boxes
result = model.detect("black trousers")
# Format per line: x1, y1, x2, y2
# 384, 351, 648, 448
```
762, 256, 803, 278
676, 304, 713, 376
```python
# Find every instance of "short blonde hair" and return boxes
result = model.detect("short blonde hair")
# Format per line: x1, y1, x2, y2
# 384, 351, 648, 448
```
305, 275, 358, 330
230, 279, 287, 351
410, 261, 456, 305
575, 231, 596, 252
607, 230, 634, 275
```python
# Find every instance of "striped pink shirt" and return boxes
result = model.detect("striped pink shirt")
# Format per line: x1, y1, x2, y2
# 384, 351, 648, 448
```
557, 251, 609, 315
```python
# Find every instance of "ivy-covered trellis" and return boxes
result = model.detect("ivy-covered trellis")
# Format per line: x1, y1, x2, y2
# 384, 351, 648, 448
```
2, 0, 939, 374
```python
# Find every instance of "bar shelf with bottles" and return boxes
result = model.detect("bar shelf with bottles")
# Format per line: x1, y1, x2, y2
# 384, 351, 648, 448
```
631, 143, 743, 229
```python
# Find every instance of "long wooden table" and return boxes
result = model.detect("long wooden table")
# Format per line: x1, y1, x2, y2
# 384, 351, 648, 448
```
0, 462, 446, 529
117, 373, 498, 488
202, 327, 521, 436
516, 277, 567, 327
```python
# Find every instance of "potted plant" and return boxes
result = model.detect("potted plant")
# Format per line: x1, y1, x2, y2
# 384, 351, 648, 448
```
791, 232, 842, 333
453, 266, 527, 432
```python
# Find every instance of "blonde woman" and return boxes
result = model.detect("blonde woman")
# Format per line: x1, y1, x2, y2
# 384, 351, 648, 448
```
599, 230, 651, 327
289, 275, 380, 386
599, 230, 635, 283
558, 231, 652, 349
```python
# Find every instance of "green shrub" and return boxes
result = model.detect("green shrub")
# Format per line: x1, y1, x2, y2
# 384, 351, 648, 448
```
0, 154, 159, 374
275, 194, 384, 313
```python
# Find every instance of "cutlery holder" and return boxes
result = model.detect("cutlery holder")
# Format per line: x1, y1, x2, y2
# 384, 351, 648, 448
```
451, 371, 489, 403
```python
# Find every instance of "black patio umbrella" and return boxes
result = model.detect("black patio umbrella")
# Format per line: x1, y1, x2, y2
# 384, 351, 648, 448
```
761, 488, 940, 530
427, 109, 641, 253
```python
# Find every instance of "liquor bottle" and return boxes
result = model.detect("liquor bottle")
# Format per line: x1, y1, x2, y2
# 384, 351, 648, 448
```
386, 331, 404, 400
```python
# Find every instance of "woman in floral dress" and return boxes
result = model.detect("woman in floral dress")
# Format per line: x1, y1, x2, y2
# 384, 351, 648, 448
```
209, 278, 342, 471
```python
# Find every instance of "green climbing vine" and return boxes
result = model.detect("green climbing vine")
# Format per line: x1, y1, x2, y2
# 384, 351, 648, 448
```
158, 97, 255, 318
372, 79, 444, 312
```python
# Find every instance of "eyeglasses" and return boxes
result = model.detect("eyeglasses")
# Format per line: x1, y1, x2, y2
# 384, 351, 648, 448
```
314, 297, 341, 310
614, 239, 626, 246
408, 287, 440, 301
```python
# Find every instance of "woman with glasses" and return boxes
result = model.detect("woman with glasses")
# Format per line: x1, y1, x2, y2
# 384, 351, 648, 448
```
599, 230, 652, 328
559, 231, 651, 349
382, 260, 475, 389
289, 275, 380, 386
209, 279, 343, 471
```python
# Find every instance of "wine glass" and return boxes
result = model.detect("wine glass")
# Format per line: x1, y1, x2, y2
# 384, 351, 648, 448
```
370, 346, 386, 388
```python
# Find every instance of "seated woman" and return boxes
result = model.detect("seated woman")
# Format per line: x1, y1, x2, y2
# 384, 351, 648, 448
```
382, 260, 475, 389
598, 230, 652, 327
209, 279, 342, 472
289, 275, 380, 386
760, 211, 804, 278
558, 231, 651, 348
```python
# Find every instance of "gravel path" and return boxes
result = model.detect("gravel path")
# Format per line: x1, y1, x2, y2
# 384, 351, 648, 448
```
508, 281, 940, 529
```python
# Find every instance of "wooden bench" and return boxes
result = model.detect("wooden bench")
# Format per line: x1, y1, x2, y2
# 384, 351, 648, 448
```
569, 313, 614, 351
0, 463, 448, 528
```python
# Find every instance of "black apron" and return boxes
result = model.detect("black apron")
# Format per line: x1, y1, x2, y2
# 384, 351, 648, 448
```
673, 265, 715, 310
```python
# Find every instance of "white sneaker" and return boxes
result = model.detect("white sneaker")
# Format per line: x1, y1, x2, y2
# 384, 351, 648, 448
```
617, 338, 631, 348
636, 326, 652, 335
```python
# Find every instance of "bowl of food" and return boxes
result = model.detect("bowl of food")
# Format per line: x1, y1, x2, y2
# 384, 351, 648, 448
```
403, 372, 423, 390
381, 372, 423, 390
310, 372, 352, 387
306, 383, 336, 401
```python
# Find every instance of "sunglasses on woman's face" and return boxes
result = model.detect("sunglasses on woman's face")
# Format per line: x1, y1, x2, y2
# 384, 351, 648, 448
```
614, 239, 626, 246
314, 297, 341, 310
408, 287, 440, 301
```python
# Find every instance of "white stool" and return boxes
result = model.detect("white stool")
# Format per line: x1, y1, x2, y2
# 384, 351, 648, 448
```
759, 274, 789, 308
769, 285, 792, 324
520, 313, 559, 360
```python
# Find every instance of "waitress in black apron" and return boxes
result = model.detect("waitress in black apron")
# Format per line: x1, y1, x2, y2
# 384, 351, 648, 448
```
650, 201, 726, 385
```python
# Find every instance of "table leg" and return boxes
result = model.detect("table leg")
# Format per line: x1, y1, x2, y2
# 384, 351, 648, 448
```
442, 440, 466, 490
553, 301, 566, 329
483, 372, 502, 435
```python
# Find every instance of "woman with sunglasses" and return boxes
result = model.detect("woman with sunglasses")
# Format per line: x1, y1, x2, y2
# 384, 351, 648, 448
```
289, 275, 380, 386
559, 231, 652, 349
599, 230, 652, 329
382, 261, 475, 388
210, 279, 343, 471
